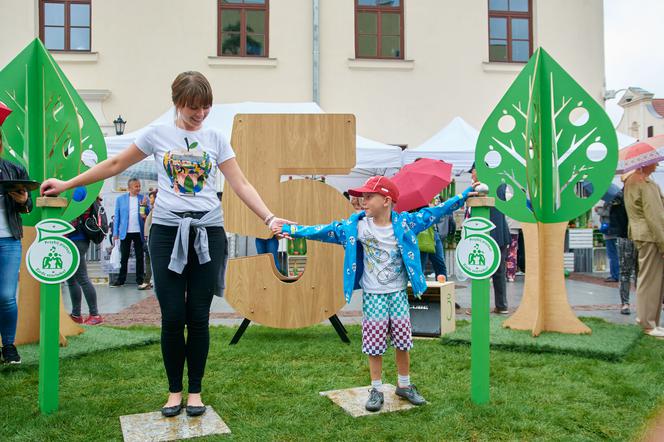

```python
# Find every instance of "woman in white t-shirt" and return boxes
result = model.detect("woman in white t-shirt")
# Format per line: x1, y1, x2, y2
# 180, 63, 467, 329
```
41, 71, 291, 418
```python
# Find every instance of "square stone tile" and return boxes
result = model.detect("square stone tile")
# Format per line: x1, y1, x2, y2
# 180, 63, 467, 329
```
120, 406, 230, 442
320, 384, 417, 417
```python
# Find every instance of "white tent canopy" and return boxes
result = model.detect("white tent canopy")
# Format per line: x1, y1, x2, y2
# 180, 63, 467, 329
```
401, 117, 479, 172
403, 116, 638, 171
104, 102, 403, 169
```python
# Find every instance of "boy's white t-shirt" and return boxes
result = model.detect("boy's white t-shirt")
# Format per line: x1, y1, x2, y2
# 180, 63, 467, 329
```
357, 217, 408, 294
134, 125, 235, 212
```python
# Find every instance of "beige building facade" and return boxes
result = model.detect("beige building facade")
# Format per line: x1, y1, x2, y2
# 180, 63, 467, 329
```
615, 87, 664, 140
0, 0, 607, 147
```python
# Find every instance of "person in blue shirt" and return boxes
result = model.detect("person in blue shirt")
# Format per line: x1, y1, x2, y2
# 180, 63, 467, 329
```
111, 178, 150, 288
278, 175, 475, 412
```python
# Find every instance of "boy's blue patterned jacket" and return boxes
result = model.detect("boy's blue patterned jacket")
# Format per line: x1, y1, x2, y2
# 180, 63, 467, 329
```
282, 187, 472, 303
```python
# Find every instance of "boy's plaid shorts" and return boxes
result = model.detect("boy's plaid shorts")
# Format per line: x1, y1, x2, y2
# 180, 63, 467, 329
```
361, 290, 413, 356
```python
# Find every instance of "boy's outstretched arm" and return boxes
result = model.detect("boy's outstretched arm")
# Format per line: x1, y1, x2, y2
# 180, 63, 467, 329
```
280, 219, 347, 245
406, 185, 476, 235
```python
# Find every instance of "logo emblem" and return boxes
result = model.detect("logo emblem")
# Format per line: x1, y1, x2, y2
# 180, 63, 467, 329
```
455, 217, 500, 279
26, 219, 80, 284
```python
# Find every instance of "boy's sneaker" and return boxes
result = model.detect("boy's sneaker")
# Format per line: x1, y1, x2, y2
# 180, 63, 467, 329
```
395, 384, 426, 405
84, 315, 104, 326
2, 344, 21, 364
365, 388, 384, 412
69, 314, 84, 324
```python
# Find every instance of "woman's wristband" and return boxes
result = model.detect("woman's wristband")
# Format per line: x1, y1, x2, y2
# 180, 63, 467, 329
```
264, 214, 276, 225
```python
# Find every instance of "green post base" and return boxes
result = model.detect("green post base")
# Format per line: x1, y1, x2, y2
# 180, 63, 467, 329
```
38, 207, 61, 415
470, 205, 490, 405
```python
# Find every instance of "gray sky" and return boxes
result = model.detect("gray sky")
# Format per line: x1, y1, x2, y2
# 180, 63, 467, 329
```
604, 0, 664, 125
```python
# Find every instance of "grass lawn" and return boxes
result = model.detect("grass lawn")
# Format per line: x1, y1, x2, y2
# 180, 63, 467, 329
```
2, 322, 664, 441
442, 317, 644, 361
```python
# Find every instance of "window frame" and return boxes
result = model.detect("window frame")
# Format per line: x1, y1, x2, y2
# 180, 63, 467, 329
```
39, 0, 92, 52
354, 0, 405, 60
487, 0, 533, 63
217, 0, 270, 58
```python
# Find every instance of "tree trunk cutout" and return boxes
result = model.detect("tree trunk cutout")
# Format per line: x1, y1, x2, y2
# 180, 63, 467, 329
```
503, 222, 590, 335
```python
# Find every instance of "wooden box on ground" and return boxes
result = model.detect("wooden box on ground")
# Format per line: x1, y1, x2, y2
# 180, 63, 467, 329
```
406, 281, 455, 337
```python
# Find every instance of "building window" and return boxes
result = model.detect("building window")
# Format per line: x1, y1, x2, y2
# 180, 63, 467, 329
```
40, 0, 91, 52
355, 0, 404, 59
218, 0, 269, 57
488, 0, 532, 63
648, 126, 654, 138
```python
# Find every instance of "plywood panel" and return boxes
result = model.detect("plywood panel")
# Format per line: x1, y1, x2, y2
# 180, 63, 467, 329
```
223, 114, 355, 328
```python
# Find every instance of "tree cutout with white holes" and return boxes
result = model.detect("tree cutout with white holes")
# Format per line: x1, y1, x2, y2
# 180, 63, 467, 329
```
0, 39, 106, 225
476, 48, 617, 224
474, 48, 619, 336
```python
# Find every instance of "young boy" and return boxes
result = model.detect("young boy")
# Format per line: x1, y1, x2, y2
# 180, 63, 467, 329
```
277, 176, 474, 412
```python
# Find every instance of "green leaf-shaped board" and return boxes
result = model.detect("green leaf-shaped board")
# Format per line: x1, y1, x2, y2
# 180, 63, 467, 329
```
475, 48, 618, 223
0, 39, 107, 225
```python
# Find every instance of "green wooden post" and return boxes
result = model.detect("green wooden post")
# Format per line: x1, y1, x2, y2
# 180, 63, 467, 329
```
468, 197, 495, 405
36, 197, 69, 414
38, 253, 61, 413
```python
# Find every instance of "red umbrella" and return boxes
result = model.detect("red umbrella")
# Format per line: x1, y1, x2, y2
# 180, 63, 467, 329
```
0, 101, 11, 126
392, 158, 453, 212
616, 135, 664, 173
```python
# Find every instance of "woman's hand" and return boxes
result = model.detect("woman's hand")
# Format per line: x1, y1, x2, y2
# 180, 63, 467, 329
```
7, 189, 28, 204
269, 216, 296, 239
40, 178, 69, 197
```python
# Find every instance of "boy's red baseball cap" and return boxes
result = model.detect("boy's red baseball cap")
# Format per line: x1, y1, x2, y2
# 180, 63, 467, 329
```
348, 176, 399, 202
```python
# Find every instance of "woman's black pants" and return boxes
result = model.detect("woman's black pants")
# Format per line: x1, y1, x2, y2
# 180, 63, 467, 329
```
149, 224, 226, 394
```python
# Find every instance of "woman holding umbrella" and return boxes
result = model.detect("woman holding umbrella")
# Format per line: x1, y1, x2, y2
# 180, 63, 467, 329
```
0, 102, 34, 364
621, 135, 664, 337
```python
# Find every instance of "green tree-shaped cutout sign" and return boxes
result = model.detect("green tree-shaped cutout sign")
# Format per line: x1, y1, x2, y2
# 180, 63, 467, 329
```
476, 48, 617, 223
475, 48, 618, 336
0, 39, 107, 224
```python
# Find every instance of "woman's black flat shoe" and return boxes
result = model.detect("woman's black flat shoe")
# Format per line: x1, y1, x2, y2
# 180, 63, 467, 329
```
186, 405, 207, 417
161, 404, 183, 417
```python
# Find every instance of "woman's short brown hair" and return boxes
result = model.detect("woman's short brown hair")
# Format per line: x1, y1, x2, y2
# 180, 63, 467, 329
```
171, 71, 213, 109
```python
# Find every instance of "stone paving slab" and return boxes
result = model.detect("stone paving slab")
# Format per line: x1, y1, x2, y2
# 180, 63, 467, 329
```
119, 406, 230, 442
320, 384, 417, 417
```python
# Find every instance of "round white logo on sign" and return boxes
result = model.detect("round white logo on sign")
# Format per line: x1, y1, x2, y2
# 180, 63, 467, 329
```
455, 217, 500, 280
26, 219, 80, 284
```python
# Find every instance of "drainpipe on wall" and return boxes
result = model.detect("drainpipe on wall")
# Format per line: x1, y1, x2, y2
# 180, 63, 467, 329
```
313, 0, 320, 104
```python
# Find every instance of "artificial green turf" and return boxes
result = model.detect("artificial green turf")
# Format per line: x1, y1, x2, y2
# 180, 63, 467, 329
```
2, 324, 664, 441
441, 317, 644, 361
0, 326, 159, 369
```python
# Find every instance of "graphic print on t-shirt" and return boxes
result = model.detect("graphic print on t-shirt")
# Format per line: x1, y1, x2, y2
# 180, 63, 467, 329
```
360, 228, 405, 285
163, 137, 213, 196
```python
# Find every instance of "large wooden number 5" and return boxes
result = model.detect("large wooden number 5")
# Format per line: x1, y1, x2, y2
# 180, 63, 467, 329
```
223, 114, 356, 328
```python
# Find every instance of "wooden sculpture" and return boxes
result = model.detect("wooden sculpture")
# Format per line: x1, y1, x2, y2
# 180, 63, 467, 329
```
1, 40, 106, 345
223, 114, 355, 330
475, 48, 618, 336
